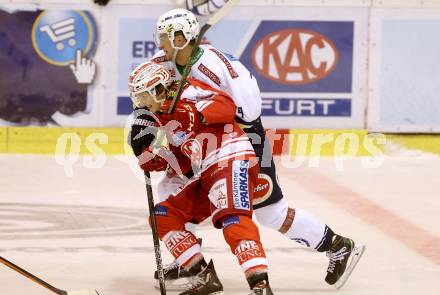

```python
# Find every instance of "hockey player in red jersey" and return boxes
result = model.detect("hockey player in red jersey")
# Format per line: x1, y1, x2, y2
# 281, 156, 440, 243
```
128, 62, 274, 295
146, 8, 365, 291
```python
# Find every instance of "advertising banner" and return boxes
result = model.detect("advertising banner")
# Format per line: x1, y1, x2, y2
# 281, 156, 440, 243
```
0, 6, 100, 126
107, 5, 369, 128
232, 6, 369, 129
100, 4, 172, 126
368, 8, 440, 132
1, 3, 369, 129
241, 20, 354, 119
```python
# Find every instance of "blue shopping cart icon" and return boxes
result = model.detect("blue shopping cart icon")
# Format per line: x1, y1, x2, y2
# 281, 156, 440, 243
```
32, 10, 97, 66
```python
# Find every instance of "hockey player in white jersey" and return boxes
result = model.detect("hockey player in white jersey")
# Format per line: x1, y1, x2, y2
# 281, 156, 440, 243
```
148, 8, 365, 290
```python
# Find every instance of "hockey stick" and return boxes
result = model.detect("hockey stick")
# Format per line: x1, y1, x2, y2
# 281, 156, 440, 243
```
144, 171, 166, 295
165, 0, 239, 114
0, 256, 99, 295
145, 2, 239, 291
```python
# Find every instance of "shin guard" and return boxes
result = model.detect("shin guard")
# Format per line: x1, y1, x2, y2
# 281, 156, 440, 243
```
163, 230, 202, 269
222, 215, 268, 276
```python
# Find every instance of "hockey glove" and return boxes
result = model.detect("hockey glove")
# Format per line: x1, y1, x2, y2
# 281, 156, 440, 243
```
93, 0, 111, 6
160, 100, 204, 134
138, 146, 170, 172
128, 108, 158, 157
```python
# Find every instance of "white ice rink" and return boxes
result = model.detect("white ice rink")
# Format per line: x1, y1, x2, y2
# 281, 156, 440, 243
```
1, 153, 440, 295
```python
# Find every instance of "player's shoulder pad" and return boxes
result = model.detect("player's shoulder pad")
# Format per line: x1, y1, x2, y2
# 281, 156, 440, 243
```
194, 49, 226, 87
187, 78, 231, 100
150, 49, 168, 63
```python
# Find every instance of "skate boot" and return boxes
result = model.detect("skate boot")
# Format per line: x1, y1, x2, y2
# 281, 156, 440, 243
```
325, 235, 365, 289
248, 272, 274, 295
154, 238, 203, 291
179, 260, 224, 295
154, 260, 194, 291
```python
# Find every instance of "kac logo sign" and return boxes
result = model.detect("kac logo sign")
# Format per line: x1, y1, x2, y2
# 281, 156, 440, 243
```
253, 29, 339, 85
32, 10, 97, 66
241, 21, 353, 93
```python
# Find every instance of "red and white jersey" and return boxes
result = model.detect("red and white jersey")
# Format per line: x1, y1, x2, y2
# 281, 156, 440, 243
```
158, 78, 256, 176
151, 44, 262, 123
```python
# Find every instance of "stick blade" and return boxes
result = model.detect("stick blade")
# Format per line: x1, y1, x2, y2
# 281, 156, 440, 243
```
67, 290, 100, 295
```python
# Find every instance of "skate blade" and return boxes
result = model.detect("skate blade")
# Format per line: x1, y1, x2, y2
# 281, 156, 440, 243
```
154, 277, 193, 291
334, 244, 366, 289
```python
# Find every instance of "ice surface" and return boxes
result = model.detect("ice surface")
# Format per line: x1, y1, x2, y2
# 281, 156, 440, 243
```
1, 154, 440, 295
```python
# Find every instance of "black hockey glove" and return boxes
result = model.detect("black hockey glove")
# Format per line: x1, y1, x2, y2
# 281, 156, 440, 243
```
128, 108, 158, 157
93, 0, 111, 6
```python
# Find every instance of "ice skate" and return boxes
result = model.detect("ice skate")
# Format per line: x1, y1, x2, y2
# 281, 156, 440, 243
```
248, 273, 274, 295
154, 238, 203, 291
154, 260, 194, 291
179, 259, 224, 295
325, 235, 365, 289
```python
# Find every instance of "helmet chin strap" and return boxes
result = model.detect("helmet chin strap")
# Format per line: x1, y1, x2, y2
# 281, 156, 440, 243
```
170, 37, 191, 66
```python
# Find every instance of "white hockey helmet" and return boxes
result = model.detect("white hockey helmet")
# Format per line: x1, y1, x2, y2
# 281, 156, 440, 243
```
155, 8, 200, 50
128, 62, 171, 107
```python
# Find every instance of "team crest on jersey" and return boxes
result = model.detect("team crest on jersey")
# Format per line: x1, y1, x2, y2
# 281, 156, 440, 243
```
208, 178, 228, 210
181, 138, 202, 168
253, 173, 273, 206
232, 160, 250, 210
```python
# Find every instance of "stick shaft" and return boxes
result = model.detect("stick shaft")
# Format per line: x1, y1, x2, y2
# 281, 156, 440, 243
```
206, 0, 239, 27
0, 256, 66, 295
166, 0, 239, 114
144, 171, 166, 295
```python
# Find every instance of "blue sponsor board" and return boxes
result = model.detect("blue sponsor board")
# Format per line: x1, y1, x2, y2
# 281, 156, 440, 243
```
32, 10, 97, 66
117, 18, 161, 116
119, 97, 351, 117
117, 96, 132, 115
241, 21, 354, 93
117, 18, 159, 93
0, 9, 94, 125
262, 98, 351, 117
